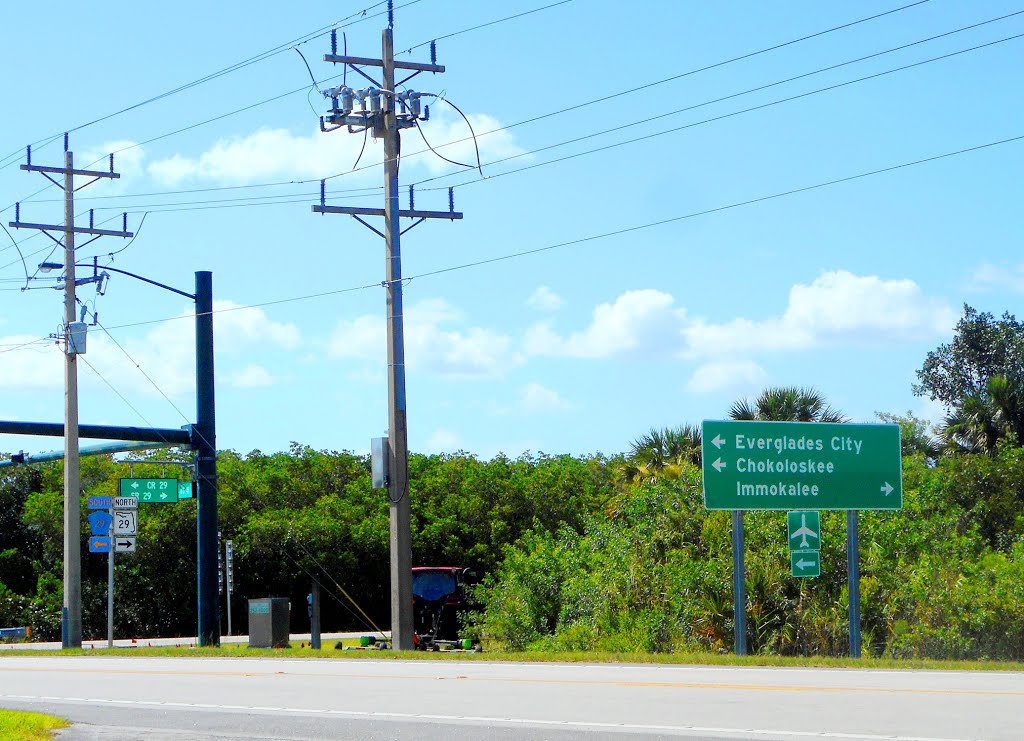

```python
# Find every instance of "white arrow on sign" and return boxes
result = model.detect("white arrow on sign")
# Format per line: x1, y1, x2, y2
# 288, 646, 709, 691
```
711, 434, 725, 449
160, 492, 168, 500
131, 481, 140, 489
881, 482, 894, 496
712, 458, 726, 472
795, 558, 815, 570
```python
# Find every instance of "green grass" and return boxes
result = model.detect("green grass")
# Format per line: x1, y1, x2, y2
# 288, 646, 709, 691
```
2, 640, 1022, 671
0, 710, 69, 740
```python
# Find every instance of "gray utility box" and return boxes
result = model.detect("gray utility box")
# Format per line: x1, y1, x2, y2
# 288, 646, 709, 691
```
248, 598, 290, 648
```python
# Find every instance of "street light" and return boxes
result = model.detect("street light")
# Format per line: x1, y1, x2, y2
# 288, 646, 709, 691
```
41, 262, 221, 647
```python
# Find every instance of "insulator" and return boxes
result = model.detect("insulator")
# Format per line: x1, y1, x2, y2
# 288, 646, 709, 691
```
89, 210, 94, 228
331, 29, 337, 55
448, 188, 454, 212
408, 92, 421, 117
409, 184, 415, 210
341, 87, 355, 114
109, 153, 114, 173
388, 0, 394, 28
63, 133, 68, 152
430, 41, 437, 66
320, 180, 326, 206
26, 145, 31, 166
122, 213, 127, 232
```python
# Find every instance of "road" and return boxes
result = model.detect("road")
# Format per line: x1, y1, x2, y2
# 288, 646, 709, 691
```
0, 656, 1020, 740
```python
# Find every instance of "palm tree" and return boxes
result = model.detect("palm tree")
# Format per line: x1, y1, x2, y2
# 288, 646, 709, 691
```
940, 374, 1024, 453
729, 386, 848, 423
622, 424, 702, 484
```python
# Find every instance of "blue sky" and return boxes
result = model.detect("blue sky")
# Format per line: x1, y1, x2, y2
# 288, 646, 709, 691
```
1, 0, 1021, 460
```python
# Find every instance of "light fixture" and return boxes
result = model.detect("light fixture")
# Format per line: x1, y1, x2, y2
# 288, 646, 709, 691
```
38, 261, 63, 273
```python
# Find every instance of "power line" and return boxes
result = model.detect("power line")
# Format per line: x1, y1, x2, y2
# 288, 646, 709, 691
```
0, 0, 940, 215
63, 26, 1024, 218
89, 131, 1024, 334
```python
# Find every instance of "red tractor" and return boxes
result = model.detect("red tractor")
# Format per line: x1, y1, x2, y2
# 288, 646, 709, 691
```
411, 566, 480, 651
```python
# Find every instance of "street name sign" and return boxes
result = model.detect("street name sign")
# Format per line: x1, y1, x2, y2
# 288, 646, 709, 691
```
87, 496, 112, 510
120, 477, 178, 503
791, 551, 820, 577
113, 496, 138, 510
788, 511, 820, 552
114, 537, 136, 553
113, 510, 138, 536
89, 536, 111, 553
701, 420, 903, 510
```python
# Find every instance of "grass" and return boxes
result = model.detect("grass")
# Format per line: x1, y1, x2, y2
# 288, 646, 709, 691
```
0, 710, 69, 740
2, 640, 1022, 671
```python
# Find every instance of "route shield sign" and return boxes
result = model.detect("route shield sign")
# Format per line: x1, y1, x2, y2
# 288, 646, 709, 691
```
701, 420, 903, 511
791, 551, 820, 577
88, 511, 113, 537
787, 511, 820, 552
113, 510, 138, 536
120, 478, 178, 503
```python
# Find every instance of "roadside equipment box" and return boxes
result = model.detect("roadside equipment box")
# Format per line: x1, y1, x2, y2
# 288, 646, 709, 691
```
248, 598, 290, 648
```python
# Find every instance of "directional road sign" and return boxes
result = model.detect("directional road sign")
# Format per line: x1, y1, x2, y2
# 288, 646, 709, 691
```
113, 496, 138, 510
788, 511, 820, 552
114, 537, 136, 553
87, 496, 112, 510
120, 478, 178, 503
791, 551, 821, 577
87, 511, 113, 537
701, 420, 903, 510
89, 536, 111, 553
113, 510, 138, 536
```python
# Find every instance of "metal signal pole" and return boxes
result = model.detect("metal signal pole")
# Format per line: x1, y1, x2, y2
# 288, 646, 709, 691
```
9, 139, 132, 648
314, 16, 462, 650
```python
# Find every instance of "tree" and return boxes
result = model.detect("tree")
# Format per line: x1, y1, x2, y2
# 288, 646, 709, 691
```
876, 411, 942, 459
623, 424, 702, 484
729, 386, 847, 423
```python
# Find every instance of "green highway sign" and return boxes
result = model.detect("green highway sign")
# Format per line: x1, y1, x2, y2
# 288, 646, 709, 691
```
119, 477, 179, 503
178, 481, 194, 500
788, 511, 820, 552
702, 420, 902, 511
791, 551, 820, 577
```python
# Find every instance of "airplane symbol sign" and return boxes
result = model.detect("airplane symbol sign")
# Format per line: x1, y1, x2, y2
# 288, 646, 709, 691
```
787, 511, 820, 552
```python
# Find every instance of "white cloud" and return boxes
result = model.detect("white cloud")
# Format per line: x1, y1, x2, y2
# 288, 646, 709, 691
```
520, 382, 573, 413
79, 141, 146, 195
424, 428, 461, 453
0, 338, 63, 389
527, 286, 564, 312
687, 360, 768, 393
684, 271, 954, 356
525, 289, 686, 359
229, 365, 274, 388
329, 298, 520, 378
969, 262, 1024, 293
147, 110, 525, 186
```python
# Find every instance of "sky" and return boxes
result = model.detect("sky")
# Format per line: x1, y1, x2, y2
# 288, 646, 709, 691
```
0, 0, 1021, 461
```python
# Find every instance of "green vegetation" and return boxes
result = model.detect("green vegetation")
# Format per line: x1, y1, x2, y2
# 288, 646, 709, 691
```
1, 304, 1022, 662
0, 710, 69, 739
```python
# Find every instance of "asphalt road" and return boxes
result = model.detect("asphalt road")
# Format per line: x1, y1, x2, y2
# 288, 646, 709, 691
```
0, 656, 1020, 740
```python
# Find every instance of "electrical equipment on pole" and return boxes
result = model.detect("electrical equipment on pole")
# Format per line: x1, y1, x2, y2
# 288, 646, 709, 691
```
312, 5, 463, 652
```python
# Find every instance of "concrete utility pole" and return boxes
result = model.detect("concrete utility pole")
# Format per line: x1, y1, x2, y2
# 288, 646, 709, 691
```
313, 10, 462, 650
9, 137, 132, 648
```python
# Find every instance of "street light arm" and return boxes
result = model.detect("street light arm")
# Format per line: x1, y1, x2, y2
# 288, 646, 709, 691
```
76, 264, 196, 300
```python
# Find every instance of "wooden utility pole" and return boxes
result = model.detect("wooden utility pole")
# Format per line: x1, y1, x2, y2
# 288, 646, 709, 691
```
313, 14, 462, 650
9, 136, 132, 648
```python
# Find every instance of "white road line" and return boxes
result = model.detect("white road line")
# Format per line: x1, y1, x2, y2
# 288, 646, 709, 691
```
0, 693, 979, 741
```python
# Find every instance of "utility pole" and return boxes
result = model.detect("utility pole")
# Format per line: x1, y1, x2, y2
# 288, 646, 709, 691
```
313, 9, 462, 650
9, 136, 132, 648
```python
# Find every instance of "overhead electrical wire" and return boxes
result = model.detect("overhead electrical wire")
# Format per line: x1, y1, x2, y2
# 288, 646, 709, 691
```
56, 27, 1024, 219
0, 0, 940, 216
85, 131, 1024, 334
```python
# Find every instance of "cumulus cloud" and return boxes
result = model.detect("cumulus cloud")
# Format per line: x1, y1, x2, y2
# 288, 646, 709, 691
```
525, 289, 686, 359
519, 382, 573, 413
969, 262, 1024, 293
687, 360, 768, 393
329, 298, 520, 378
527, 286, 564, 312
229, 365, 275, 388
79, 141, 146, 195
147, 110, 525, 186
683, 271, 954, 356
425, 428, 461, 453
0, 338, 63, 389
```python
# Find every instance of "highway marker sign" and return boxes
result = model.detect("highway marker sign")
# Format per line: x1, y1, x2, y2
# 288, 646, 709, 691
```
113, 510, 138, 536
701, 420, 903, 510
113, 496, 138, 510
787, 511, 820, 552
89, 536, 112, 553
88, 511, 113, 537
114, 537, 136, 553
791, 551, 820, 577
87, 496, 112, 510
